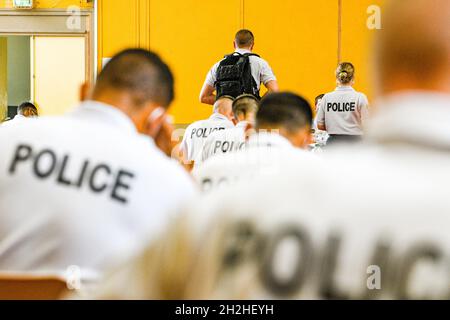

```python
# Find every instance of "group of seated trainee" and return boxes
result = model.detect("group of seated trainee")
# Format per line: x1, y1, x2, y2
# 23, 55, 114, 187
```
193, 93, 316, 193
0, 0, 449, 300
88, 0, 449, 299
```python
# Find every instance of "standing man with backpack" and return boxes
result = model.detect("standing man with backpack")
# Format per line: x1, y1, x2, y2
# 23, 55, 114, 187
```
199, 29, 279, 105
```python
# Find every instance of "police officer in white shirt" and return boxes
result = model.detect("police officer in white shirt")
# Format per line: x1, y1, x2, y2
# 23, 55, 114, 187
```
316, 62, 369, 145
193, 92, 315, 192
202, 94, 258, 162
0, 49, 196, 281
87, 0, 450, 300
180, 96, 235, 170
199, 29, 279, 105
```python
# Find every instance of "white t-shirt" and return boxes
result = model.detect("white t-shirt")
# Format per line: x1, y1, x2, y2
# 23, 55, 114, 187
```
90, 93, 450, 300
0, 101, 196, 279
316, 86, 369, 135
181, 113, 234, 167
194, 132, 318, 192
1, 115, 31, 127
205, 48, 277, 91
201, 121, 249, 162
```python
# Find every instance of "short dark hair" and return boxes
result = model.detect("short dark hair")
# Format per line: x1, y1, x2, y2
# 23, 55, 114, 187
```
232, 94, 259, 119
256, 92, 313, 133
94, 49, 174, 108
235, 29, 255, 48
18, 102, 38, 117
315, 94, 325, 107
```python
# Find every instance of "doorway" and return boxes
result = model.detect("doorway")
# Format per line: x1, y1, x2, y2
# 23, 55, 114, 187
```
0, 9, 95, 120
32, 36, 86, 116
0, 36, 31, 120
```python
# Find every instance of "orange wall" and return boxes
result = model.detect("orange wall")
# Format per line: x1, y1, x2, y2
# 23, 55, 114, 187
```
341, 0, 385, 100
99, 0, 386, 125
244, 0, 338, 108
1, 0, 385, 124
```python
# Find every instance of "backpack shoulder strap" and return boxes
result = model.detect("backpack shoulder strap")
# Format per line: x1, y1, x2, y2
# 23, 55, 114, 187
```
224, 52, 244, 59
244, 53, 260, 58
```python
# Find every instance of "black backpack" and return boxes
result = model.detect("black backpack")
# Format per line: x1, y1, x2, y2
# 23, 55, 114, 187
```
214, 52, 261, 100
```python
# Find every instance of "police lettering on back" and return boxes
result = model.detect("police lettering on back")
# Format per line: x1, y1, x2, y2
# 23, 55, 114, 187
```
326, 101, 356, 112
9, 144, 135, 204
213, 139, 245, 154
191, 126, 226, 139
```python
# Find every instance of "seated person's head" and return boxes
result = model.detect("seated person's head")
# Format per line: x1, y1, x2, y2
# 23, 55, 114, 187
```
232, 94, 259, 125
92, 49, 174, 134
213, 96, 234, 121
18, 102, 38, 118
315, 94, 325, 109
376, 0, 450, 94
256, 92, 313, 149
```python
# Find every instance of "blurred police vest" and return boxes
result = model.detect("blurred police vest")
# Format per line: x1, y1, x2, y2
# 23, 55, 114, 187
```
215, 52, 260, 99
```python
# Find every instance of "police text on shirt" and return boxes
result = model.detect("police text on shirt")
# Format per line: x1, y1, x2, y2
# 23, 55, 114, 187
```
8, 144, 135, 204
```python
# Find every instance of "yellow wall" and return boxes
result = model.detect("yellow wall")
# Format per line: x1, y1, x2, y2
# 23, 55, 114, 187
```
244, 0, 338, 108
341, 0, 385, 100
99, 0, 385, 125
1, 0, 385, 124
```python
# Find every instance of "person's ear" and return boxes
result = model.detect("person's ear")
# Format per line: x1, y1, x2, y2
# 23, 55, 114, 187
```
287, 128, 312, 149
233, 41, 237, 49
79, 82, 92, 101
296, 128, 313, 149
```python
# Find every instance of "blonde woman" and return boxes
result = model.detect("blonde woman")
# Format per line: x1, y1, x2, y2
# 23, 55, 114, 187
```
316, 62, 369, 145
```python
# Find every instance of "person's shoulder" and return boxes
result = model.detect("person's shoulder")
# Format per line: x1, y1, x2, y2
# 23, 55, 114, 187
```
194, 148, 242, 175
206, 117, 233, 128
210, 59, 222, 71
163, 157, 196, 187
322, 91, 334, 100
197, 149, 237, 169
251, 54, 271, 66
0, 115, 65, 136
221, 119, 235, 128
357, 92, 369, 103
186, 119, 207, 131
206, 127, 227, 142
137, 142, 196, 190
278, 148, 323, 170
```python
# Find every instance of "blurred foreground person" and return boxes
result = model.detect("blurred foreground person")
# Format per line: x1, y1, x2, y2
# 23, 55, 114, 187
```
194, 92, 316, 192
180, 96, 235, 170
201, 94, 259, 162
0, 49, 196, 281
1, 102, 38, 127
87, 0, 450, 300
